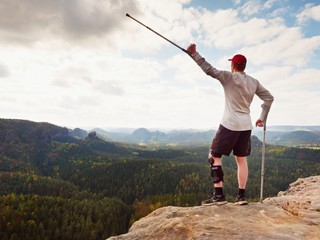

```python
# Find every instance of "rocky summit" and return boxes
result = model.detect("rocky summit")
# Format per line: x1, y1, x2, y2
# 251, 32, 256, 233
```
108, 176, 320, 240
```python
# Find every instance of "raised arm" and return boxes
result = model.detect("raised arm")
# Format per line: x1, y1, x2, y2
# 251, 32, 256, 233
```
187, 44, 230, 82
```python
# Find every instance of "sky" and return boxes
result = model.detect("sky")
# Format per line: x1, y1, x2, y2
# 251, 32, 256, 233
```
1, 0, 320, 130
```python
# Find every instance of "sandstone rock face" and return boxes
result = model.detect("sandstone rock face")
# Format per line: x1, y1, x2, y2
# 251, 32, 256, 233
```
264, 175, 320, 226
108, 176, 320, 240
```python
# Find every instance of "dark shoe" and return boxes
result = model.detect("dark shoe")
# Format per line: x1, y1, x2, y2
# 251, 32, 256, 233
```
202, 194, 227, 206
234, 195, 248, 205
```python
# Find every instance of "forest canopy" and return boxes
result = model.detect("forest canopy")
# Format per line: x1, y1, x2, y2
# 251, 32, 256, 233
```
1, 119, 319, 239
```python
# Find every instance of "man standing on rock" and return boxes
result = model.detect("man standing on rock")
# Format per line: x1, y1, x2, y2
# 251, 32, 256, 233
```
187, 44, 274, 205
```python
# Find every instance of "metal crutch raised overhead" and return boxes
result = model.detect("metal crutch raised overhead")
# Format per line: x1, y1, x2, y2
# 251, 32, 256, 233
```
126, 13, 190, 56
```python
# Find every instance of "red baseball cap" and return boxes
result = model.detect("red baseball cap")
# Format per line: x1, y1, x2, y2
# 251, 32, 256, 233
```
228, 54, 247, 64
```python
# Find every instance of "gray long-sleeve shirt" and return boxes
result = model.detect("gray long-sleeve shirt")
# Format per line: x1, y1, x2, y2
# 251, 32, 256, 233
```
192, 52, 274, 131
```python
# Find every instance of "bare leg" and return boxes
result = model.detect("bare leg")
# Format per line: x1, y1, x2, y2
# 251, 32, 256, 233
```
235, 156, 248, 189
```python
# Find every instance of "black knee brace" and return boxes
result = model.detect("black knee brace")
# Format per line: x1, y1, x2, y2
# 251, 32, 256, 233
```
211, 165, 224, 184
208, 156, 214, 165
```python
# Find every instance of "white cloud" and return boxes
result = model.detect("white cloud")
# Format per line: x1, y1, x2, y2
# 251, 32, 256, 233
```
199, 9, 239, 48
233, 0, 242, 5
250, 65, 320, 125
0, 0, 320, 129
198, 9, 288, 50
0, 64, 9, 77
0, 0, 139, 45
240, 0, 262, 16
243, 27, 320, 67
263, 0, 276, 9
297, 4, 320, 23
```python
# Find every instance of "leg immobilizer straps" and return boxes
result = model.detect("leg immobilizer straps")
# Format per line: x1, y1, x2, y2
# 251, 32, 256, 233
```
211, 165, 224, 184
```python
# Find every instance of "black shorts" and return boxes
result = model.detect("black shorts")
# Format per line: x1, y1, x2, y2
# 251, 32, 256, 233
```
210, 125, 252, 158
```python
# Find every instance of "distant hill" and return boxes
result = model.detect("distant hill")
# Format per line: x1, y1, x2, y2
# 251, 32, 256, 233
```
0, 118, 71, 144
265, 125, 320, 131
93, 127, 214, 145
253, 129, 320, 147
0, 118, 130, 158
93, 126, 320, 147
2, 118, 319, 147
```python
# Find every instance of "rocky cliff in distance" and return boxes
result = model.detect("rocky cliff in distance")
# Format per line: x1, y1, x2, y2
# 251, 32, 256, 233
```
108, 176, 320, 240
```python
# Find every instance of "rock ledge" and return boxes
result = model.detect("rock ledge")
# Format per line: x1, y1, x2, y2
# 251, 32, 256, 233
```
108, 176, 320, 240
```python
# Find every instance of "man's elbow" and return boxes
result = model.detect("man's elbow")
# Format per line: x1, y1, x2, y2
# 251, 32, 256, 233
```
264, 95, 274, 107
270, 95, 274, 103
266, 93, 274, 104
